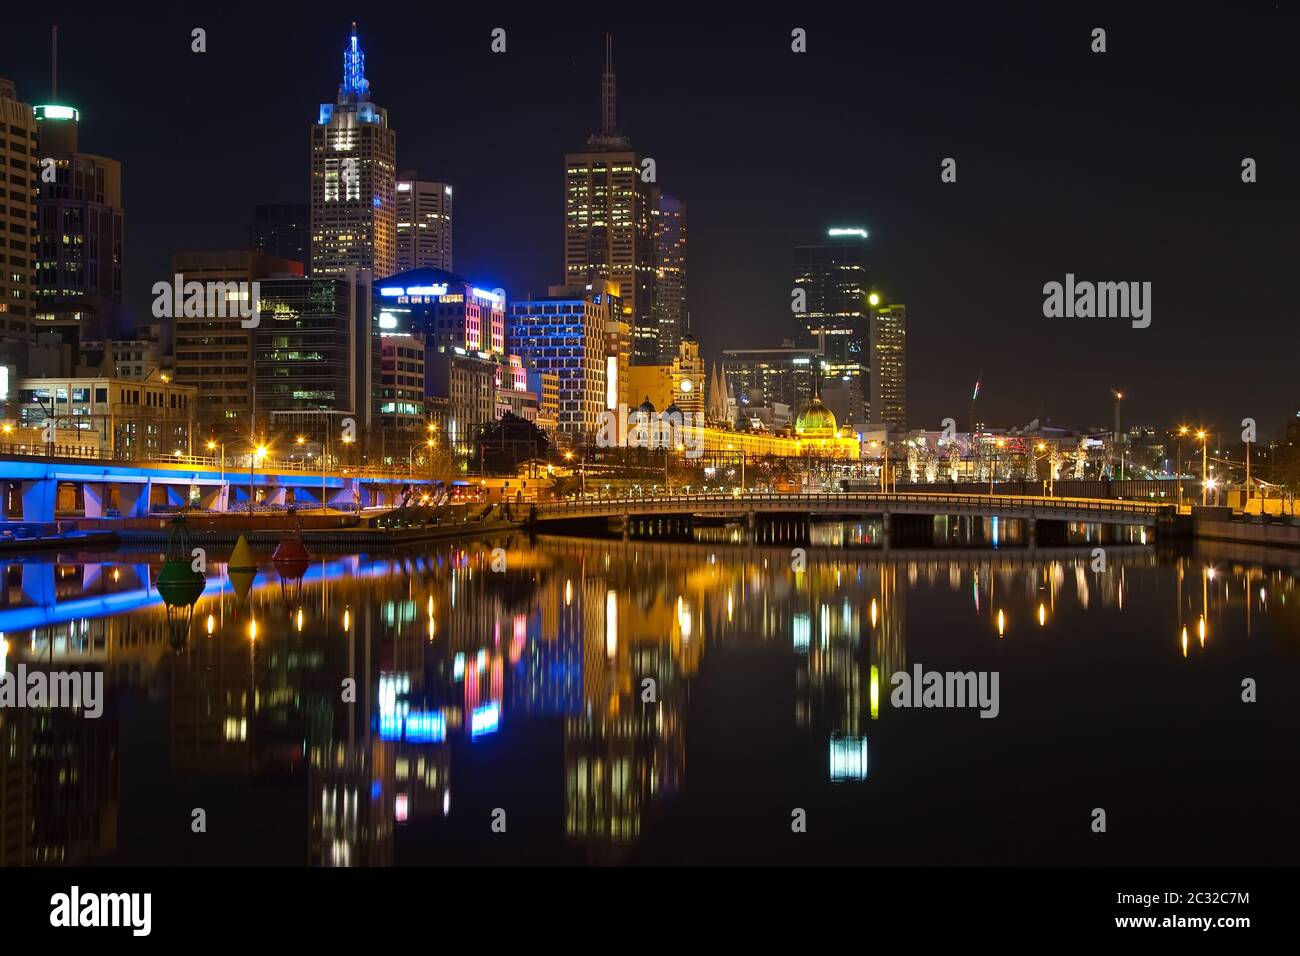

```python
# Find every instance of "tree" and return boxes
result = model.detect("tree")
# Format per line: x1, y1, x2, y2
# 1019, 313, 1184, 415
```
475, 413, 551, 475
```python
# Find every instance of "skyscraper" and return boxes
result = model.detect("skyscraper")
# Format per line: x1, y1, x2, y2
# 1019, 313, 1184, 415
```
870, 301, 906, 429
396, 173, 452, 272
564, 37, 656, 363
250, 204, 309, 267
794, 227, 871, 425
310, 24, 397, 279
651, 190, 686, 364
255, 269, 379, 440
507, 283, 615, 444
0, 78, 38, 342
33, 102, 125, 351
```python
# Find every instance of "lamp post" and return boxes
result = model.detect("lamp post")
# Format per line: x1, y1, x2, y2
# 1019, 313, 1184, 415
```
249, 437, 268, 514
1175, 425, 1189, 509
1196, 429, 1209, 506
1036, 442, 1054, 497
1112, 388, 1124, 481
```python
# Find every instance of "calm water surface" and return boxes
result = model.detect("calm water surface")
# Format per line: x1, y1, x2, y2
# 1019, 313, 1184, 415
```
2, 521, 1297, 866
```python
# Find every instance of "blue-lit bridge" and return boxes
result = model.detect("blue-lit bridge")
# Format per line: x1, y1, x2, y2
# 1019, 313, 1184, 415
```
0, 452, 436, 524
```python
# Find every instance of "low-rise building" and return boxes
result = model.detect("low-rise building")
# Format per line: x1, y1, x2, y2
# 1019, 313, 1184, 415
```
12, 368, 196, 458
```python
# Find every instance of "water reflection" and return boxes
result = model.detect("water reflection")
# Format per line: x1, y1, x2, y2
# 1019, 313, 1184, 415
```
0, 525, 1296, 866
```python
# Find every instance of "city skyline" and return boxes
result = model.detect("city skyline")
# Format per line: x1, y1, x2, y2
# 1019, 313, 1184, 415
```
2, 8, 1296, 438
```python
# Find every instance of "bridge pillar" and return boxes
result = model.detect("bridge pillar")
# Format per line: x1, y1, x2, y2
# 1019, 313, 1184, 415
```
164, 483, 190, 510
20, 562, 56, 605
83, 482, 106, 518
118, 480, 153, 518
1027, 517, 1037, 549
264, 486, 287, 508
21, 478, 57, 523
881, 511, 891, 551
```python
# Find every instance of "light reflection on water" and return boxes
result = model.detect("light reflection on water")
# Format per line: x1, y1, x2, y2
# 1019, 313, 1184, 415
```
0, 522, 1296, 866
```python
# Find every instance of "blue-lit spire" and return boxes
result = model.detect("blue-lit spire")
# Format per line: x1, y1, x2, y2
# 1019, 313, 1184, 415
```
340, 21, 370, 99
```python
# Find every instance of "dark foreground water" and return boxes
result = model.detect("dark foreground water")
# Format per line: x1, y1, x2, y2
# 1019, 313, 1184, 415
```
1, 522, 1297, 866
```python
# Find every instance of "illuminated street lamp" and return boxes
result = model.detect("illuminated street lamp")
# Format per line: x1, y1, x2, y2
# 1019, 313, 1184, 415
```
1175, 425, 1189, 508
1196, 429, 1209, 506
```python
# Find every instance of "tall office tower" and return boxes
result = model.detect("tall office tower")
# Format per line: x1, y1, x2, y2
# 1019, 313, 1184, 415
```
722, 345, 822, 425
395, 173, 452, 272
171, 250, 304, 438
33, 102, 125, 352
310, 24, 397, 279
0, 78, 38, 344
255, 269, 379, 441
507, 283, 615, 445
250, 204, 309, 267
794, 227, 871, 425
564, 36, 657, 364
870, 302, 906, 429
651, 190, 686, 364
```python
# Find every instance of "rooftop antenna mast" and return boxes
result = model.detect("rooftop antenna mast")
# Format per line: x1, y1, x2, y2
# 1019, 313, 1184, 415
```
601, 33, 616, 137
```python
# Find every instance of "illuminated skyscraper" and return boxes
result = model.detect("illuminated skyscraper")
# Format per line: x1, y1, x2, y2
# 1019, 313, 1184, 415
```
508, 283, 615, 444
564, 37, 657, 363
651, 190, 686, 364
32, 102, 125, 353
0, 78, 38, 341
310, 24, 397, 279
395, 173, 452, 272
870, 302, 906, 429
794, 228, 871, 425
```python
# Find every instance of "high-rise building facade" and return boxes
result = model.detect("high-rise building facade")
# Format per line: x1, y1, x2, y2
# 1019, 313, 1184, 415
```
379, 333, 425, 440
794, 228, 871, 425
375, 268, 505, 357
32, 103, 125, 352
870, 302, 906, 429
310, 25, 397, 279
564, 38, 657, 364
395, 173, 452, 273
722, 346, 822, 417
171, 250, 304, 438
0, 78, 38, 341
507, 284, 614, 444
255, 269, 379, 439
651, 190, 686, 363
251, 204, 309, 267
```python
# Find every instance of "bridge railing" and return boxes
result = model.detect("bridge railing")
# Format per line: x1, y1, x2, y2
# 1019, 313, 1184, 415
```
0, 444, 433, 481
535, 491, 1170, 516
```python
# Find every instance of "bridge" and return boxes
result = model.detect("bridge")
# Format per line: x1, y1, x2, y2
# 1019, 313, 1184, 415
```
532, 491, 1170, 527
0, 451, 436, 524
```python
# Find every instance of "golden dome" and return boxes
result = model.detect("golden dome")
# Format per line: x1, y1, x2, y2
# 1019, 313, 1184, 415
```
795, 398, 838, 437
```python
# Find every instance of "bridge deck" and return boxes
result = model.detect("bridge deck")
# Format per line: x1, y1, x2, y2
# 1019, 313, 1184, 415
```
534, 491, 1169, 525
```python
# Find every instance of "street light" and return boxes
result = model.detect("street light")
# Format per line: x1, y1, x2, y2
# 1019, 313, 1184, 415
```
1196, 429, 1209, 506
1175, 426, 1189, 508
1111, 389, 1124, 480
1035, 442, 1054, 497
250, 438, 268, 514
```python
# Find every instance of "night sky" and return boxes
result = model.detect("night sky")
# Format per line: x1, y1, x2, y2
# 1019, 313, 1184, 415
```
5, 3, 1296, 437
